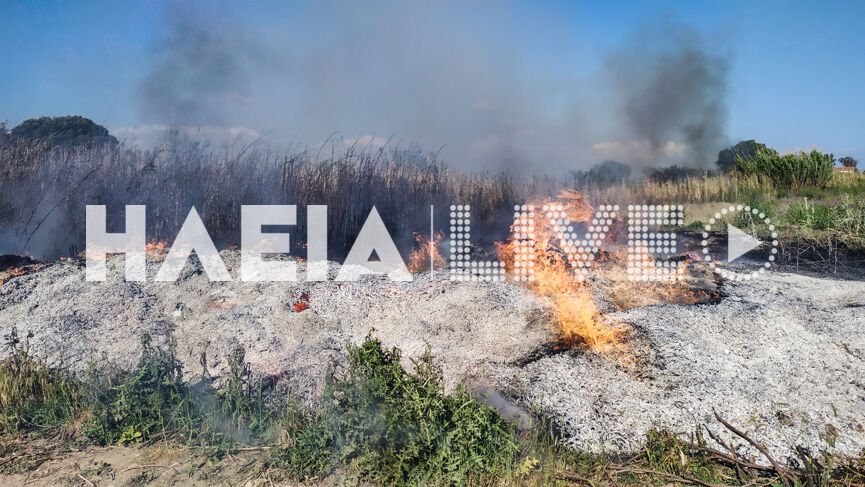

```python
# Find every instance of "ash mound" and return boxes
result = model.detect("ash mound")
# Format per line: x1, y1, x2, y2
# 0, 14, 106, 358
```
1, 251, 863, 461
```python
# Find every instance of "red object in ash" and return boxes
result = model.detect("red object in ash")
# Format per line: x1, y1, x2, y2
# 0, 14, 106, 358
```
292, 292, 311, 312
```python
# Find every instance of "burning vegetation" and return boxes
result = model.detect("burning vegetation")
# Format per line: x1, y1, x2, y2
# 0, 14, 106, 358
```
0, 255, 44, 286
407, 232, 445, 273
497, 190, 624, 350
145, 240, 169, 261
494, 189, 720, 350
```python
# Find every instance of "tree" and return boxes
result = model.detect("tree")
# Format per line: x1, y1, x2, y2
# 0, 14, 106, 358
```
0, 122, 8, 147
10, 116, 118, 148
839, 156, 858, 170
715, 140, 776, 172
643, 165, 706, 182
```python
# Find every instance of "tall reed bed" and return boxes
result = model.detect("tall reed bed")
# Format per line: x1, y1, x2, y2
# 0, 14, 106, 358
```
2, 135, 862, 259
0, 137, 554, 259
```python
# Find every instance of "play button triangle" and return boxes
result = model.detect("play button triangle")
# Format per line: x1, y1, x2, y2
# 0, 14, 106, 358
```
727, 223, 761, 262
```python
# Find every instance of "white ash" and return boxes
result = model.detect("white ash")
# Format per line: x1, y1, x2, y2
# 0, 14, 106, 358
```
0, 252, 863, 463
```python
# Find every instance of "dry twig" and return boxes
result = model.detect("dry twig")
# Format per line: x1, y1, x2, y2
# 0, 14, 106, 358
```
713, 410, 792, 486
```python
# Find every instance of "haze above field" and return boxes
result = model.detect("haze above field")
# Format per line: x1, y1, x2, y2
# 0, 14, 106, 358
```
1, 0, 863, 172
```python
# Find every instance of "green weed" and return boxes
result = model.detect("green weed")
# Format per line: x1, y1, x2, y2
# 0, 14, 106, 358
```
0, 327, 81, 433
83, 333, 197, 445
273, 335, 519, 485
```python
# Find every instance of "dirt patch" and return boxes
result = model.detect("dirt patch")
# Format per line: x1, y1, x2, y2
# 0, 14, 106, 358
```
0, 437, 305, 486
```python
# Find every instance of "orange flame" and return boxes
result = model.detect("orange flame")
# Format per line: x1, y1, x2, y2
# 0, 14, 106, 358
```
0, 267, 27, 286
145, 241, 169, 261
408, 231, 445, 273
498, 191, 623, 349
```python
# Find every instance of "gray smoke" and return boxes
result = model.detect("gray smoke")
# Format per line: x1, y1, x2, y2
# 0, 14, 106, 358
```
135, 3, 729, 172
604, 23, 729, 168
138, 6, 273, 126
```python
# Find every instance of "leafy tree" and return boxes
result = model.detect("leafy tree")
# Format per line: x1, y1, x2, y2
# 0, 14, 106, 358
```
716, 140, 776, 172
839, 156, 858, 170
0, 122, 9, 147
10, 116, 118, 148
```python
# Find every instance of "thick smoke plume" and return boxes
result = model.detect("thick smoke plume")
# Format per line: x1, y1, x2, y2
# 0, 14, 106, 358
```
134, 4, 730, 173
604, 24, 729, 169
138, 8, 272, 126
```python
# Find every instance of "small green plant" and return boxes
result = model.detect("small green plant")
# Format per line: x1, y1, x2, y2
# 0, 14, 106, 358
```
783, 196, 865, 250
273, 334, 519, 485
0, 327, 81, 432
731, 200, 776, 236
84, 333, 198, 445
219, 344, 273, 438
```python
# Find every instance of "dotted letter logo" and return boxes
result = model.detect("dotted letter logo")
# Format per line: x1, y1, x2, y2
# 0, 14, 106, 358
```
448, 205, 506, 281
626, 205, 685, 282
512, 204, 617, 282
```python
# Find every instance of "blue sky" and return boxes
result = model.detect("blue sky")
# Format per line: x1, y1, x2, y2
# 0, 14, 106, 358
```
1, 0, 863, 169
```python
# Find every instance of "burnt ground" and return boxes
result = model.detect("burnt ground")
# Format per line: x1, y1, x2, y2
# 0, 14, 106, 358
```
0, 251, 863, 465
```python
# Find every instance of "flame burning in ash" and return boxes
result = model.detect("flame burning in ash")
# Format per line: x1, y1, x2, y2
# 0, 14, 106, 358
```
497, 191, 623, 349
0, 267, 27, 286
408, 231, 445, 273
145, 241, 169, 261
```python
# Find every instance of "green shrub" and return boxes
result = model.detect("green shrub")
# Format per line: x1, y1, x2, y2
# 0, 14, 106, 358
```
736, 149, 833, 189
274, 335, 519, 485
84, 334, 198, 445
731, 200, 776, 233
0, 328, 81, 432
786, 199, 835, 231
217, 344, 278, 440
275, 407, 336, 479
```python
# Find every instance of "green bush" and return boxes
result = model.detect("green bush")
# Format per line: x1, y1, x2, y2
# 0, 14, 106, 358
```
84, 334, 198, 445
274, 335, 519, 484
785, 200, 836, 231
731, 200, 776, 232
217, 344, 278, 439
1, 330, 524, 483
0, 328, 81, 432
736, 149, 833, 189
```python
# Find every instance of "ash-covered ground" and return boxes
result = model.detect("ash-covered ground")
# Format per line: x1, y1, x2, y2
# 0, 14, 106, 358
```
1, 252, 863, 462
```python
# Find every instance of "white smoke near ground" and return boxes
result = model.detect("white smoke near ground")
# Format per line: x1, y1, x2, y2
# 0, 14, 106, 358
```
132, 2, 730, 173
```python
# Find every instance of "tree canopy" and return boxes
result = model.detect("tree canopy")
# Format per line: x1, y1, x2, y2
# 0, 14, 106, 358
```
839, 156, 858, 169
0, 123, 9, 147
10, 116, 117, 148
643, 164, 707, 182
715, 140, 776, 172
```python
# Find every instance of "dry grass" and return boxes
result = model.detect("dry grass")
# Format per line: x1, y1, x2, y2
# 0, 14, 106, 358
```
576, 171, 865, 205
0, 138, 557, 259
